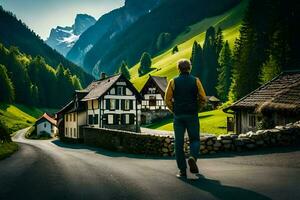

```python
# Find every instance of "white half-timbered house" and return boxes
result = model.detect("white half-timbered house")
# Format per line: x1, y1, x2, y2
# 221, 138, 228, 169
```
140, 75, 170, 124
57, 74, 142, 141
81, 74, 142, 132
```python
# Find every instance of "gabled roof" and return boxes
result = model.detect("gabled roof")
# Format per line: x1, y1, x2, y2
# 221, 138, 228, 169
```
140, 75, 168, 97
81, 74, 142, 101
224, 71, 300, 114
36, 113, 56, 125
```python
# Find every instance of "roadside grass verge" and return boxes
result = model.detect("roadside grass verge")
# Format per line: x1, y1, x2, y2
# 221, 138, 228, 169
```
146, 109, 233, 135
0, 103, 58, 134
0, 142, 18, 160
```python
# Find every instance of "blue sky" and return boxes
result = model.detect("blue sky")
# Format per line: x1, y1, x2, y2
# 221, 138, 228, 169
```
0, 0, 124, 40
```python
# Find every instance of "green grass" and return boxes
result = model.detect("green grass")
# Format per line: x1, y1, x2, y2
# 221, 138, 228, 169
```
0, 103, 57, 133
0, 142, 18, 160
146, 110, 233, 135
129, 0, 248, 91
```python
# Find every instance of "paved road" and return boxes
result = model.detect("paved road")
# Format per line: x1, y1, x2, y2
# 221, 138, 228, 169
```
1, 129, 300, 200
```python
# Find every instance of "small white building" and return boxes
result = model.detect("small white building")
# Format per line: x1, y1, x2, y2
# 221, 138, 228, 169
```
35, 113, 57, 136
140, 75, 170, 124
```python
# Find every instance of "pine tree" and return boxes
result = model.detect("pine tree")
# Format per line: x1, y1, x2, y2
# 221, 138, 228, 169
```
0, 64, 15, 102
215, 27, 224, 56
216, 41, 232, 102
202, 26, 219, 96
259, 55, 281, 84
138, 52, 152, 76
118, 61, 131, 79
72, 75, 83, 90
190, 41, 204, 79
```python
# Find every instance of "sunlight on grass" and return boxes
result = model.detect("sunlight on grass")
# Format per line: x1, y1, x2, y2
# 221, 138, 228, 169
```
0, 103, 57, 133
146, 110, 233, 135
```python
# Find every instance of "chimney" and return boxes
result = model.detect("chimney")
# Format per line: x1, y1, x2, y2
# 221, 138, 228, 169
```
100, 72, 106, 80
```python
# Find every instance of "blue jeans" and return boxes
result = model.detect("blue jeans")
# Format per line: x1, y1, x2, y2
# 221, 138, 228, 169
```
173, 114, 200, 172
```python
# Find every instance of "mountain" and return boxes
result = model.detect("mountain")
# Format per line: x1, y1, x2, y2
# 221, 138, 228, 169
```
81, 0, 241, 76
46, 14, 96, 56
0, 6, 93, 86
67, 0, 161, 75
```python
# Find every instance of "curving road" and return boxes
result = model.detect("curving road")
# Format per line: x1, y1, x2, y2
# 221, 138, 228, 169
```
1, 128, 300, 200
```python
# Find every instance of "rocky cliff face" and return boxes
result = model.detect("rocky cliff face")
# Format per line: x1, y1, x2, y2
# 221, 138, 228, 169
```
66, 0, 160, 74
46, 14, 96, 56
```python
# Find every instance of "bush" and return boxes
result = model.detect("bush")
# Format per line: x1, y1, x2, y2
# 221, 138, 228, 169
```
0, 120, 11, 143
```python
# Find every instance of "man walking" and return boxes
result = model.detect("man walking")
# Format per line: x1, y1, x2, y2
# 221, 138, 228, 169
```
165, 59, 206, 177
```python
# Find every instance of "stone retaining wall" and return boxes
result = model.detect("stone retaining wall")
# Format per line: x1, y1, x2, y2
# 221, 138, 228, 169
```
83, 121, 300, 156
83, 127, 174, 156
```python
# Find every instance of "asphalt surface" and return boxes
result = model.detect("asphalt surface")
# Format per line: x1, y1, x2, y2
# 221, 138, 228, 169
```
1, 128, 300, 200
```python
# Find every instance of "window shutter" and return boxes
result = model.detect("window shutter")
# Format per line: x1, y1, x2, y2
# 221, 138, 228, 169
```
114, 114, 119, 125
116, 99, 119, 110
106, 99, 110, 110
121, 100, 125, 110
129, 100, 133, 110
129, 114, 135, 125
120, 114, 125, 125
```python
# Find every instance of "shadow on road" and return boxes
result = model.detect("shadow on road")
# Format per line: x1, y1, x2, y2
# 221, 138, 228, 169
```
180, 174, 271, 200
52, 139, 175, 160
52, 139, 300, 161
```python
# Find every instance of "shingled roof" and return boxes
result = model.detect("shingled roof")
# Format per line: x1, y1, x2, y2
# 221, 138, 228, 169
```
81, 74, 142, 101
81, 74, 121, 101
224, 71, 300, 114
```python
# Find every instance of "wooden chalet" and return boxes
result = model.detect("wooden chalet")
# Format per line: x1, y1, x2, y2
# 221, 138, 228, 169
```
224, 71, 300, 134
57, 74, 142, 141
140, 75, 170, 124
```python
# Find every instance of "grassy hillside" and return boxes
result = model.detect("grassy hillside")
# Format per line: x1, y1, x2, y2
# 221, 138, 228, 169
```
0, 103, 57, 133
130, 0, 248, 90
146, 110, 233, 135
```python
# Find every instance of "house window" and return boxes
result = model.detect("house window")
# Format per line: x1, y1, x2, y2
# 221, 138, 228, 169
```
65, 128, 68, 136
117, 86, 123, 95
110, 99, 116, 110
94, 114, 99, 124
70, 128, 72, 136
44, 123, 47, 128
88, 115, 93, 125
149, 96, 156, 106
108, 114, 114, 125
124, 100, 130, 110
74, 128, 76, 137
249, 115, 256, 127
149, 88, 156, 94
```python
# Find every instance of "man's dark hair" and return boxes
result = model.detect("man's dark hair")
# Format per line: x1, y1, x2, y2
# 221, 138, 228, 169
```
177, 59, 192, 73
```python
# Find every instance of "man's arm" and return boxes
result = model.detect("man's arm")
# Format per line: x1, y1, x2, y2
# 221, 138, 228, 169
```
196, 78, 207, 109
164, 79, 174, 112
